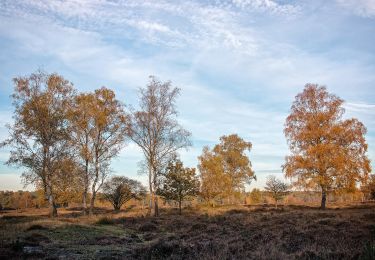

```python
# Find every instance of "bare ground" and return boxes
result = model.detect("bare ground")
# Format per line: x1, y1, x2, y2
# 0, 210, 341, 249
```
0, 204, 374, 259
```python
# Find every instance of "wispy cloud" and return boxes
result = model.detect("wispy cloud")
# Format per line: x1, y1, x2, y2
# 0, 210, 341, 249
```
345, 102, 375, 114
336, 0, 375, 18
230, 0, 300, 16
0, 0, 374, 190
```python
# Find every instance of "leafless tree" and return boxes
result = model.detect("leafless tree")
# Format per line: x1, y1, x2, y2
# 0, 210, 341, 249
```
126, 76, 191, 216
265, 175, 289, 208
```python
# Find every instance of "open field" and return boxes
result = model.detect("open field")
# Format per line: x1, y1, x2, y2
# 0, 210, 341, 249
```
0, 204, 375, 259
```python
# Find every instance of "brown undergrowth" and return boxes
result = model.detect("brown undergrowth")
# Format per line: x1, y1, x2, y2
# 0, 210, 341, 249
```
0, 204, 374, 259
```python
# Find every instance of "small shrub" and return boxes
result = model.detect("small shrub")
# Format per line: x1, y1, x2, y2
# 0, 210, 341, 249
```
27, 224, 47, 231
96, 216, 114, 225
138, 222, 157, 232
226, 209, 247, 215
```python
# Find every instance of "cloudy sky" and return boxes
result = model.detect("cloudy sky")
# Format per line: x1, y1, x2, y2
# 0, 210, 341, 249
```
0, 0, 374, 191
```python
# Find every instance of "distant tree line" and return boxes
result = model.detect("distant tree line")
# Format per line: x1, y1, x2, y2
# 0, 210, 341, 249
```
0, 190, 37, 210
0, 71, 372, 216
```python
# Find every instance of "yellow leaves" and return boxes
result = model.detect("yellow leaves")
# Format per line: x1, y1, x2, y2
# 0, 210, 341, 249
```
198, 134, 255, 202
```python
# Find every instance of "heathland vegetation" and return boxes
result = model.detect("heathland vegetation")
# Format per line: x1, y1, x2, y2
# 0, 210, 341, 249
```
0, 70, 374, 259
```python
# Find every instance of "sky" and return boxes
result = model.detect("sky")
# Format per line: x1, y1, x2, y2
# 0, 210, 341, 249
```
0, 0, 374, 191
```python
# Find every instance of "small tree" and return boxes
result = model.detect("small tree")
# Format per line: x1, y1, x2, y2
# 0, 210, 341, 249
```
249, 188, 262, 204
198, 134, 256, 205
102, 176, 146, 211
362, 174, 375, 200
264, 175, 289, 208
158, 158, 200, 214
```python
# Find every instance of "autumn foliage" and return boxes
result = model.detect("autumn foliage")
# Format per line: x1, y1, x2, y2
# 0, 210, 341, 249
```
283, 84, 371, 209
1, 71, 75, 217
199, 134, 256, 205
0, 70, 372, 219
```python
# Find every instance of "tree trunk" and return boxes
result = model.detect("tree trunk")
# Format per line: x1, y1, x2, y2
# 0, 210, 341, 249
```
89, 170, 98, 216
82, 159, 89, 216
49, 200, 57, 217
148, 167, 152, 216
179, 199, 182, 215
275, 200, 278, 209
82, 191, 87, 215
89, 191, 96, 216
151, 163, 159, 217
154, 195, 159, 217
89, 153, 100, 216
321, 189, 327, 210
46, 185, 57, 217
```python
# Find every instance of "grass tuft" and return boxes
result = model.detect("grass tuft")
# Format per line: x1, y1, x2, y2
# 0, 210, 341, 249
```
96, 216, 115, 225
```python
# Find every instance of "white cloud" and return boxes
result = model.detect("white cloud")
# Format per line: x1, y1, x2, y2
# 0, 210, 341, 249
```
336, 0, 375, 18
231, 0, 300, 16
343, 102, 375, 137
345, 102, 375, 114
130, 20, 171, 33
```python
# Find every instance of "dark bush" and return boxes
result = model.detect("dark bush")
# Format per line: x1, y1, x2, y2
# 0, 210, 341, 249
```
96, 216, 114, 225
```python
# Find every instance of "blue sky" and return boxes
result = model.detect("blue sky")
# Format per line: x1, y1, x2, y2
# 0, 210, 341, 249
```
0, 0, 374, 191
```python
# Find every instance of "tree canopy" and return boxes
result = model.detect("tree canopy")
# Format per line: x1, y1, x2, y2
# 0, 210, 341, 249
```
102, 176, 146, 211
283, 84, 371, 209
1, 71, 75, 217
264, 175, 289, 208
199, 134, 256, 205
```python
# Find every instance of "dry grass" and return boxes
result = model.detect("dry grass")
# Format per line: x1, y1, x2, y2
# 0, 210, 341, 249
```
0, 204, 374, 259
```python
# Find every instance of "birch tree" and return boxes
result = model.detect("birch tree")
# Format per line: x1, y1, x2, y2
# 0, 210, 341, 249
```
68, 93, 96, 214
1, 71, 74, 217
198, 134, 256, 205
87, 87, 127, 215
68, 87, 128, 215
126, 76, 191, 217
283, 84, 371, 209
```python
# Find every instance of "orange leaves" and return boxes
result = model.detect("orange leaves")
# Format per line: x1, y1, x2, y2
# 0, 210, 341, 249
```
284, 84, 371, 199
